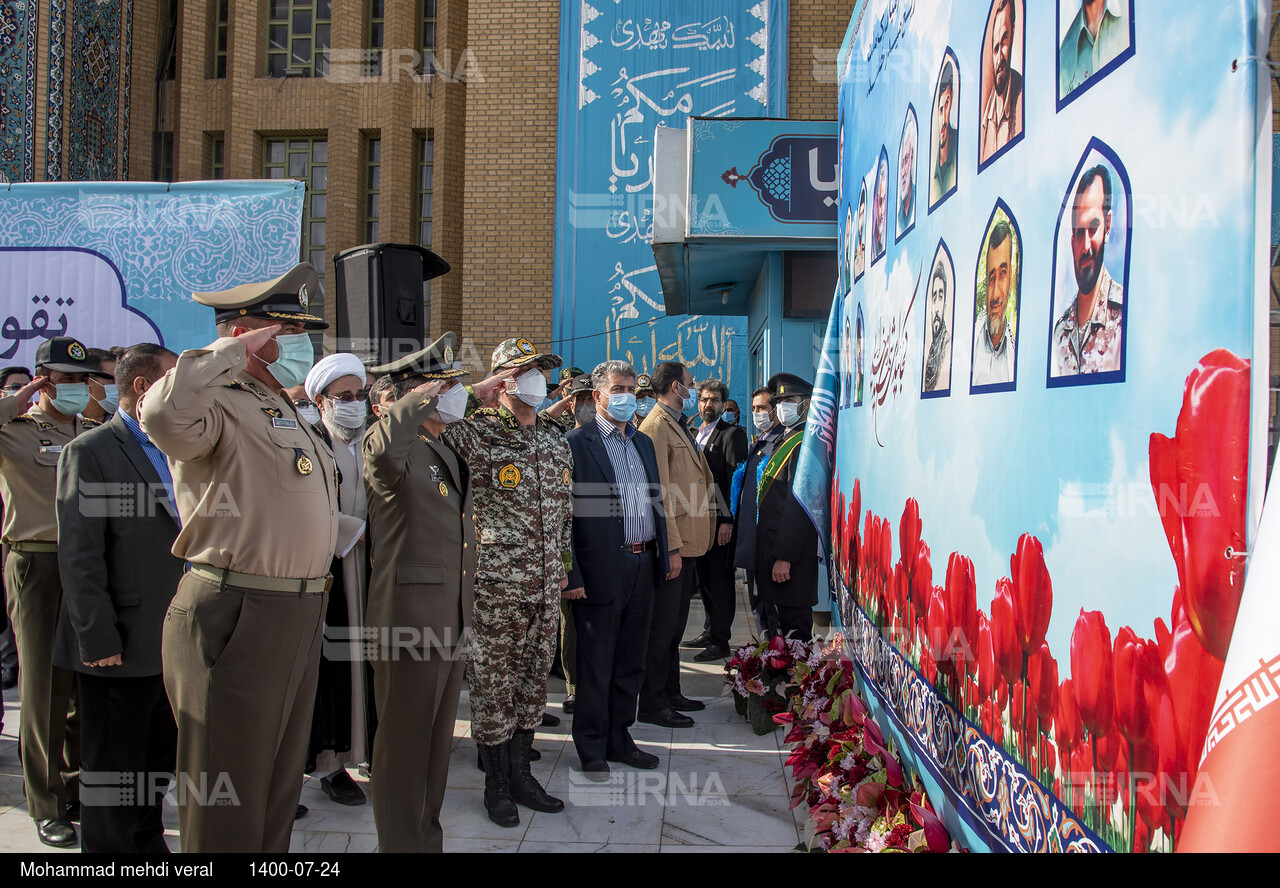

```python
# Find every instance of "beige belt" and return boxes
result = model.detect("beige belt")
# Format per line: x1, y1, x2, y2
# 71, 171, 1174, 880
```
188, 564, 331, 594
9, 541, 57, 553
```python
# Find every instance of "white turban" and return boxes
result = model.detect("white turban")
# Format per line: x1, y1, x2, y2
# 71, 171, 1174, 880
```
304, 352, 367, 402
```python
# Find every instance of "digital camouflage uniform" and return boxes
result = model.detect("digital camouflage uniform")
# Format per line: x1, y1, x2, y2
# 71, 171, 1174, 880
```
444, 403, 573, 746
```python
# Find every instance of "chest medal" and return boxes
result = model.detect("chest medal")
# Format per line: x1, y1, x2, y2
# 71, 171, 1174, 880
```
498, 463, 521, 489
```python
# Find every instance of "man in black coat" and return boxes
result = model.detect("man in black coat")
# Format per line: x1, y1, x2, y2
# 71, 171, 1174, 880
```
742, 373, 818, 641
53, 344, 182, 853
685, 379, 747, 661
564, 360, 668, 778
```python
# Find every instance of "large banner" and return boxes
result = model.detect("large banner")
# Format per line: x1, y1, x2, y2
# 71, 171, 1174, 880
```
553, 0, 787, 392
804, 0, 1270, 853
0, 181, 304, 364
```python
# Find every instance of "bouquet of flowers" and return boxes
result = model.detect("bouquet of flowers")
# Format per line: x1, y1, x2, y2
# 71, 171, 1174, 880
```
723, 635, 821, 735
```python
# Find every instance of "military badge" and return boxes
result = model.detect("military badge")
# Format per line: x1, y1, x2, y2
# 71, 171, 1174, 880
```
498, 464, 521, 488
562, 468, 571, 486
298, 283, 310, 308
515, 338, 534, 355
68, 341, 86, 361
438, 482, 449, 497
262, 407, 283, 418
444, 345, 454, 364
295, 450, 313, 475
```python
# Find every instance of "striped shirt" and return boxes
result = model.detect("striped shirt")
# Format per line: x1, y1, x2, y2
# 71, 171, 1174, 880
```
595, 412, 656, 546
119, 408, 177, 514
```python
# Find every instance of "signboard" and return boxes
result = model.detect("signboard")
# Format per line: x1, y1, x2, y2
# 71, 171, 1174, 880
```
553, 0, 787, 389
796, 0, 1270, 853
0, 180, 304, 365
689, 118, 839, 238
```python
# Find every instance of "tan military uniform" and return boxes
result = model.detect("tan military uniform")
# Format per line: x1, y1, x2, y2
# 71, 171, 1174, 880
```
0, 396, 94, 821
364, 391, 476, 852
139, 337, 339, 852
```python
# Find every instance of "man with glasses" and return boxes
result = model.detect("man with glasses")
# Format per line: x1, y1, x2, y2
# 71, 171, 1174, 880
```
0, 337, 102, 846
301, 353, 374, 807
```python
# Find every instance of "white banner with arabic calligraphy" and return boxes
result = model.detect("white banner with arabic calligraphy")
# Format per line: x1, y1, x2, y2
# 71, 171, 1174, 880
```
805, 0, 1270, 853
553, 0, 787, 393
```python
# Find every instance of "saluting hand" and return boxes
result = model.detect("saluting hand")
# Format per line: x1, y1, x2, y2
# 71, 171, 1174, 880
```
234, 324, 283, 356
11, 376, 50, 403
471, 367, 520, 405
411, 379, 446, 398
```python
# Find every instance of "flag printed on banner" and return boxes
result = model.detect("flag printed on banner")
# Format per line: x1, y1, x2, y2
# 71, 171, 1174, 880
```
1179, 456, 1280, 853
793, 285, 843, 556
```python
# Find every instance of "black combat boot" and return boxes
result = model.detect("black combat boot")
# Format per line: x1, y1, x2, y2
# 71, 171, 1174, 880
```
478, 742, 539, 771
508, 729, 564, 813
477, 743, 520, 827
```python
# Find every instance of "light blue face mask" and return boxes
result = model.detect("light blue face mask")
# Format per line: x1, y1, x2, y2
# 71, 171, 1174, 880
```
95, 384, 119, 415
264, 333, 315, 390
604, 392, 637, 422
722, 411, 736, 425
50, 382, 91, 417
635, 397, 656, 417
678, 383, 697, 414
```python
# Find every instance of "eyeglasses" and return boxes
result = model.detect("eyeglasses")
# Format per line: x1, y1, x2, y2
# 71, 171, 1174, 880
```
293, 399, 315, 409
321, 390, 370, 403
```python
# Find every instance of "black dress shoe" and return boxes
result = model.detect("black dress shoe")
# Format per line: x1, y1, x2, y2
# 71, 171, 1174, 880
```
0, 665, 16, 690
680, 632, 711, 649
541, 712, 560, 728
320, 770, 366, 806
37, 818, 77, 847
670, 695, 705, 712
579, 760, 610, 781
295, 804, 308, 820
638, 708, 694, 728
693, 643, 730, 662
606, 748, 660, 770
562, 695, 575, 714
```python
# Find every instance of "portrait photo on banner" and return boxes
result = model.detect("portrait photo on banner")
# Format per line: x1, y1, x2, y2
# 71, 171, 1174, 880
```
930, 48, 961, 213
854, 179, 868, 282
1057, 0, 1135, 109
841, 293, 854, 409
871, 147, 889, 266
970, 201, 1021, 394
855, 302, 866, 407
897, 105, 918, 242
1047, 140, 1131, 387
978, 0, 1025, 171
921, 239, 956, 399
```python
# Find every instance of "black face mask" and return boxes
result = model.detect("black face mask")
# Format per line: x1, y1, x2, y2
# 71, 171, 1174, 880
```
574, 402, 597, 428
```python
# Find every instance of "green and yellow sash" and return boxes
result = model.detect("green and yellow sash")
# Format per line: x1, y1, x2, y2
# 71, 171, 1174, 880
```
756, 430, 803, 514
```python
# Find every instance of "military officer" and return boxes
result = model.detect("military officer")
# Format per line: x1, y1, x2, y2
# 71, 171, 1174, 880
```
364, 333, 488, 852
139, 263, 339, 853
443, 337, 574, 826
0, 336, 100, 847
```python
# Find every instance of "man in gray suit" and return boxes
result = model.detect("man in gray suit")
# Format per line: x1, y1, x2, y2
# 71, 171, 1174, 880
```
53, 344, 183, 853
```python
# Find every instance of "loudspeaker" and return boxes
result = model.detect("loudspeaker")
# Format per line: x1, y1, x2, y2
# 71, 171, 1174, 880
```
332, 243, 450, 366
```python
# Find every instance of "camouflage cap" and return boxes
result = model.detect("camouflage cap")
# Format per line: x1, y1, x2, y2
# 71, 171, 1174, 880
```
490, 338, 562, 373
370, 332, 468, 382
194, 262, 328, 330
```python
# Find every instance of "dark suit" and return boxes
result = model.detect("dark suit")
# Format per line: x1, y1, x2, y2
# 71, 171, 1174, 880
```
737, 426, 818, 639
694, 420, 747, 648
363, 393, 476, 853
53, 410, 182, 853
565, 417, 667, 765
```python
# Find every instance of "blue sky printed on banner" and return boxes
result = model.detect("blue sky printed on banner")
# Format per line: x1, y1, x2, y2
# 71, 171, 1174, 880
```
831, 0, 1261, 694
554, 0, 787, 395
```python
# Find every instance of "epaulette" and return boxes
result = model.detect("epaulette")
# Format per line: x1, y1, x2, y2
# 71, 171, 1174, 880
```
537, 413, 567, 434
10, 415, 36, 424
80, 417, 103, 428
472, 407, 501, 418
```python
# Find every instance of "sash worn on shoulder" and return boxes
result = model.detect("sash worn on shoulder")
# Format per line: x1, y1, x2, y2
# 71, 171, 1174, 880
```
756, 430, 803, 518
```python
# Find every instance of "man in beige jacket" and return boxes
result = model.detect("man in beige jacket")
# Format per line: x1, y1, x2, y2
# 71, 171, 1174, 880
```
637, 362, 715, 727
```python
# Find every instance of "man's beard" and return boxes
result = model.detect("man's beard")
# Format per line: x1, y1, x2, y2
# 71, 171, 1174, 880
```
994, 54, 1009, 95
932, 312, 944, 338
323, 412, 362, 443
1074, 240, 1105, 297
925, 325, 950, 390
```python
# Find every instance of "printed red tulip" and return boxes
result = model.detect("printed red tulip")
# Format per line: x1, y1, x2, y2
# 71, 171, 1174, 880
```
1164, 604, 1224, 780
1113, 627, 1151, 746
911, 540, 933, 617
1148, 350, 1250, 661
1155, 693, 1188, 821
927, 586, 952, 676
1070, 609, 1114, 740
1027, 642, 1058, 725
990, 578, 1022, 689
1011, 533, 1053, 657
1054, 678, 1081, 754
946, 552, 978, 671
976, 610, 996, 700
879, 518, 893, 585
900, 497, 921, 569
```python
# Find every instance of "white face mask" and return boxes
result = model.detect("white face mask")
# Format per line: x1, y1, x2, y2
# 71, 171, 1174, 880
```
777, 401, 804, 428
753, 410, 774, 432
435, 383, 468, 424
512, 368, 547, 407
328, 399, 368, 429
296, 404, 321, 425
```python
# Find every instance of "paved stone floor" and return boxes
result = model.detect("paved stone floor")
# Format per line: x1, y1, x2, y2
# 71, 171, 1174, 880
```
0, 581, 812, 853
